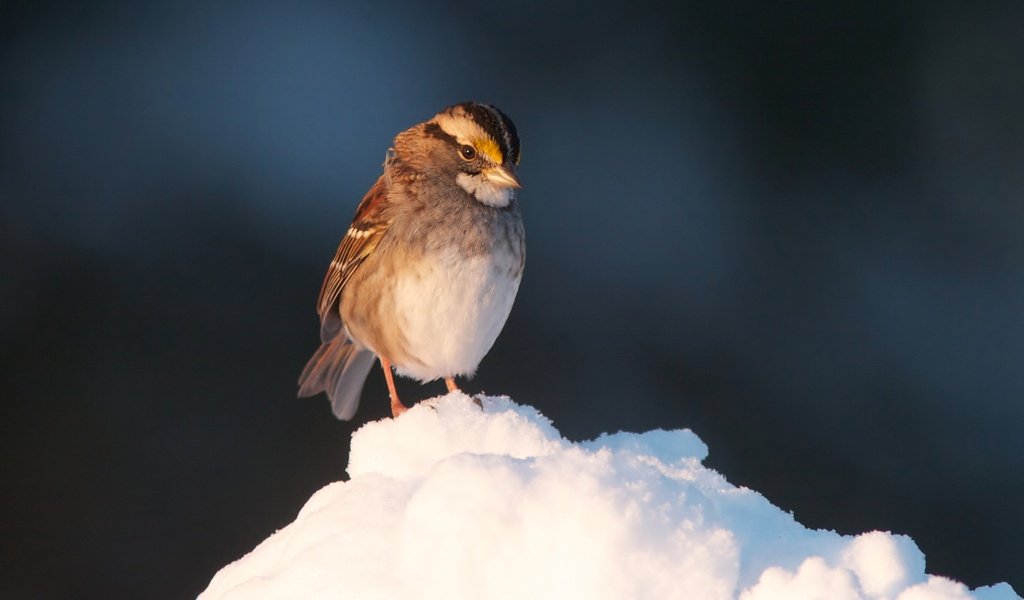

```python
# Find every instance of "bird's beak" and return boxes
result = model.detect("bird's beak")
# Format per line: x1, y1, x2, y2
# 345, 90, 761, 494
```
484, 165, 522, 189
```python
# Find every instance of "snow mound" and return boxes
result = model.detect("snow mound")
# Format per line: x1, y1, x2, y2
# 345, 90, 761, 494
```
199, 393, 1020, 600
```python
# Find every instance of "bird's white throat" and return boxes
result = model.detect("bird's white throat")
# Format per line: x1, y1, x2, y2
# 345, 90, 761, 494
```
456, 173, 514, 208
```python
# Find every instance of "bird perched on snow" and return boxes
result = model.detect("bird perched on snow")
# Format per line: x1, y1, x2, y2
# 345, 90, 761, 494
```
297, 102, 525, 420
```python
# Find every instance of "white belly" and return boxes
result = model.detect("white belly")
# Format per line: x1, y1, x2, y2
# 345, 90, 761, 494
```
392, 248, 521, 381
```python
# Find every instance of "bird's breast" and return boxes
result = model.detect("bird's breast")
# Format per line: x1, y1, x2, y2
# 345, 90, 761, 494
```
390, 243, 522, 381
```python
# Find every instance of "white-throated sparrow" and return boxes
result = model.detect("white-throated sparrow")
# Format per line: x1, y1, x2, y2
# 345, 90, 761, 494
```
298, 102, 525, 420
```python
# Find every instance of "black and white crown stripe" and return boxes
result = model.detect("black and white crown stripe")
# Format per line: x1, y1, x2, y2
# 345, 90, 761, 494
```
464, 103, 520, 165
432, 102, 520, 165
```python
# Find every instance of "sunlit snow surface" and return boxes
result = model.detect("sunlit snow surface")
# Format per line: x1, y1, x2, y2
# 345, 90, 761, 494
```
199, 394, 1020, 600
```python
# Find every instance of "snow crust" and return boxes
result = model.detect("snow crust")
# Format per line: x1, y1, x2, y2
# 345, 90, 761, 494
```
199, 393, 1020, 600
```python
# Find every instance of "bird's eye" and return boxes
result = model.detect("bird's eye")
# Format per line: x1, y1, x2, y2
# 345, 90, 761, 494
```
459, 145, 477, 161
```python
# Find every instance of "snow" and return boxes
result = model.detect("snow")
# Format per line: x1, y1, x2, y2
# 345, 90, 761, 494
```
199, 393, 1020, 600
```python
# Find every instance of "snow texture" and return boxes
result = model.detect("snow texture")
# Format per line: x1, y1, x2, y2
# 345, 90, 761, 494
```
199, 393, 1020, 600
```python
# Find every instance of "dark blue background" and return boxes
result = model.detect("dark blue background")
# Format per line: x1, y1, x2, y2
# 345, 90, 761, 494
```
2, 1, 1022, 597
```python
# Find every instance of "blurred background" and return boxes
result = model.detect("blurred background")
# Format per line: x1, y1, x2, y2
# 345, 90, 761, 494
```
2, 0, 1022, 597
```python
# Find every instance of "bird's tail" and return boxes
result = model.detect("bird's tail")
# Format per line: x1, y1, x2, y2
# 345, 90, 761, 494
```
297, 337, 376, 420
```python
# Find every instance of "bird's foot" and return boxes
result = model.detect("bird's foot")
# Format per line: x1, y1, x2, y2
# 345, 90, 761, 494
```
390, 396, 409, 418
444, 377, 482, 409
381, 357, 408, 418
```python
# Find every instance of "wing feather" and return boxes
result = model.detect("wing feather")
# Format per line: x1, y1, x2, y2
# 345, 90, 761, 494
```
315, 176, 391, 341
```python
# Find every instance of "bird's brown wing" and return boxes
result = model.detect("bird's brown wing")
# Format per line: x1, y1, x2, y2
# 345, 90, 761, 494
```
315, 176, 391, 342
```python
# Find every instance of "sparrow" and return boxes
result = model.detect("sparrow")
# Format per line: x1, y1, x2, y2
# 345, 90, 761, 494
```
297, 102, 525, 420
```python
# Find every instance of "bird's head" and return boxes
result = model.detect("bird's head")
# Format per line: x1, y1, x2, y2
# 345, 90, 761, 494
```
406, 102, 521, 208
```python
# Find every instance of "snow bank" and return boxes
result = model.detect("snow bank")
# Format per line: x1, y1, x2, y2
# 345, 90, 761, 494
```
199, 393, 1020, 600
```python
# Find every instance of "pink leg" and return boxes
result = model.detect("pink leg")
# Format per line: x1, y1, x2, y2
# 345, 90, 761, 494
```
447, 377, 482, 409
381, 358, 407, 417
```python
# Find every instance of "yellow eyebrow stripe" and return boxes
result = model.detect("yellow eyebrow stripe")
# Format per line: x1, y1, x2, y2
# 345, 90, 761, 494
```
476, 138, 503, 165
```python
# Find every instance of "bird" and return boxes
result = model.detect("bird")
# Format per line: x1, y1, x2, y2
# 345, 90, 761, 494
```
297, 102, 525, 420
